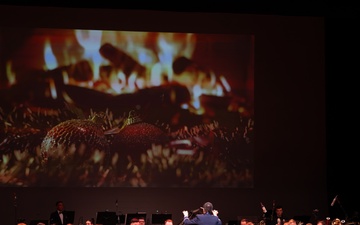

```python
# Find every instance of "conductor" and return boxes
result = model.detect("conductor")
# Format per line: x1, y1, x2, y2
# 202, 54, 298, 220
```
182, 202, 222, 225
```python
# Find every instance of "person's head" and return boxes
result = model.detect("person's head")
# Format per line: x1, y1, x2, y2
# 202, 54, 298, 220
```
55, 201, 64, 211
275, 205, 283, 217
241, 219, 248, 225
139, 217, 145, 225
317, 220, 326, 225
165, 219, 173, 225
202, 202, 213, 214
332, 219, 341, 225
85, 219, 94, 225
288, 219, 297, 225
131, 218, 140, 225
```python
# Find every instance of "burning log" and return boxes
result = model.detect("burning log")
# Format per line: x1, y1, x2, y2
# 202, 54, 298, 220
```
135, 83, 191, 106
172, 56, 205, 75
67, 59, 94, 82
200, 95, 232, 113
1, 60, 97, 108
99, 43, 146, 77
62, 82, 190, 117
62, 85, 115, 111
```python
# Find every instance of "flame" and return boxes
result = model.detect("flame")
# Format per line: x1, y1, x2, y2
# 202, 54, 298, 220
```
49, 78, 57, 99
219, 75, 231, 92
75, 29, 103, 81
150, 63, 165, 86
12, 30, 234, 115
44, 39, 57, 70
128, 73, 137, 91
6, 60, 16, 86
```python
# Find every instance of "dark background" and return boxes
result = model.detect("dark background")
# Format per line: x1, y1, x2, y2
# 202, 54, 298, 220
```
0, 2, 359, 225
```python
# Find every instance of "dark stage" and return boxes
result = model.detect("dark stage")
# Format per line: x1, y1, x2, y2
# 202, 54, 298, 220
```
0, 3, 359, 225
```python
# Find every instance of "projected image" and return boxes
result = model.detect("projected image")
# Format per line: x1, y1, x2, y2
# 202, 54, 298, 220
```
0, 28, 254, 187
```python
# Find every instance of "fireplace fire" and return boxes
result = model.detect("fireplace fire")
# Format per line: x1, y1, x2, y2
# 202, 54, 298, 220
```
0, 28, 254, 187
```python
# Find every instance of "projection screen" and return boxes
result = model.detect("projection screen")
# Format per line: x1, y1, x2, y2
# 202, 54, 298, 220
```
0, 28, 254, 187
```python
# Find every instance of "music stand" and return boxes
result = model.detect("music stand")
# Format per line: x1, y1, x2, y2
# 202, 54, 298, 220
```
118, 214, 126, 224
152, 214, 172, 224
125, 213, 147, 225
96, 211, 118, 225
29, 220, 49, 225
65, 211, 75, 224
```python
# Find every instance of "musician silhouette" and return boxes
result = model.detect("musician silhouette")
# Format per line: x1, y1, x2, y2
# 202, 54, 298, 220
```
268, 205, 288, 225
49, 200, 73, 225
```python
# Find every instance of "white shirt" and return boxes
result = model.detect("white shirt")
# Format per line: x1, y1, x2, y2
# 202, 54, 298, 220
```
58, 211, 63, 224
